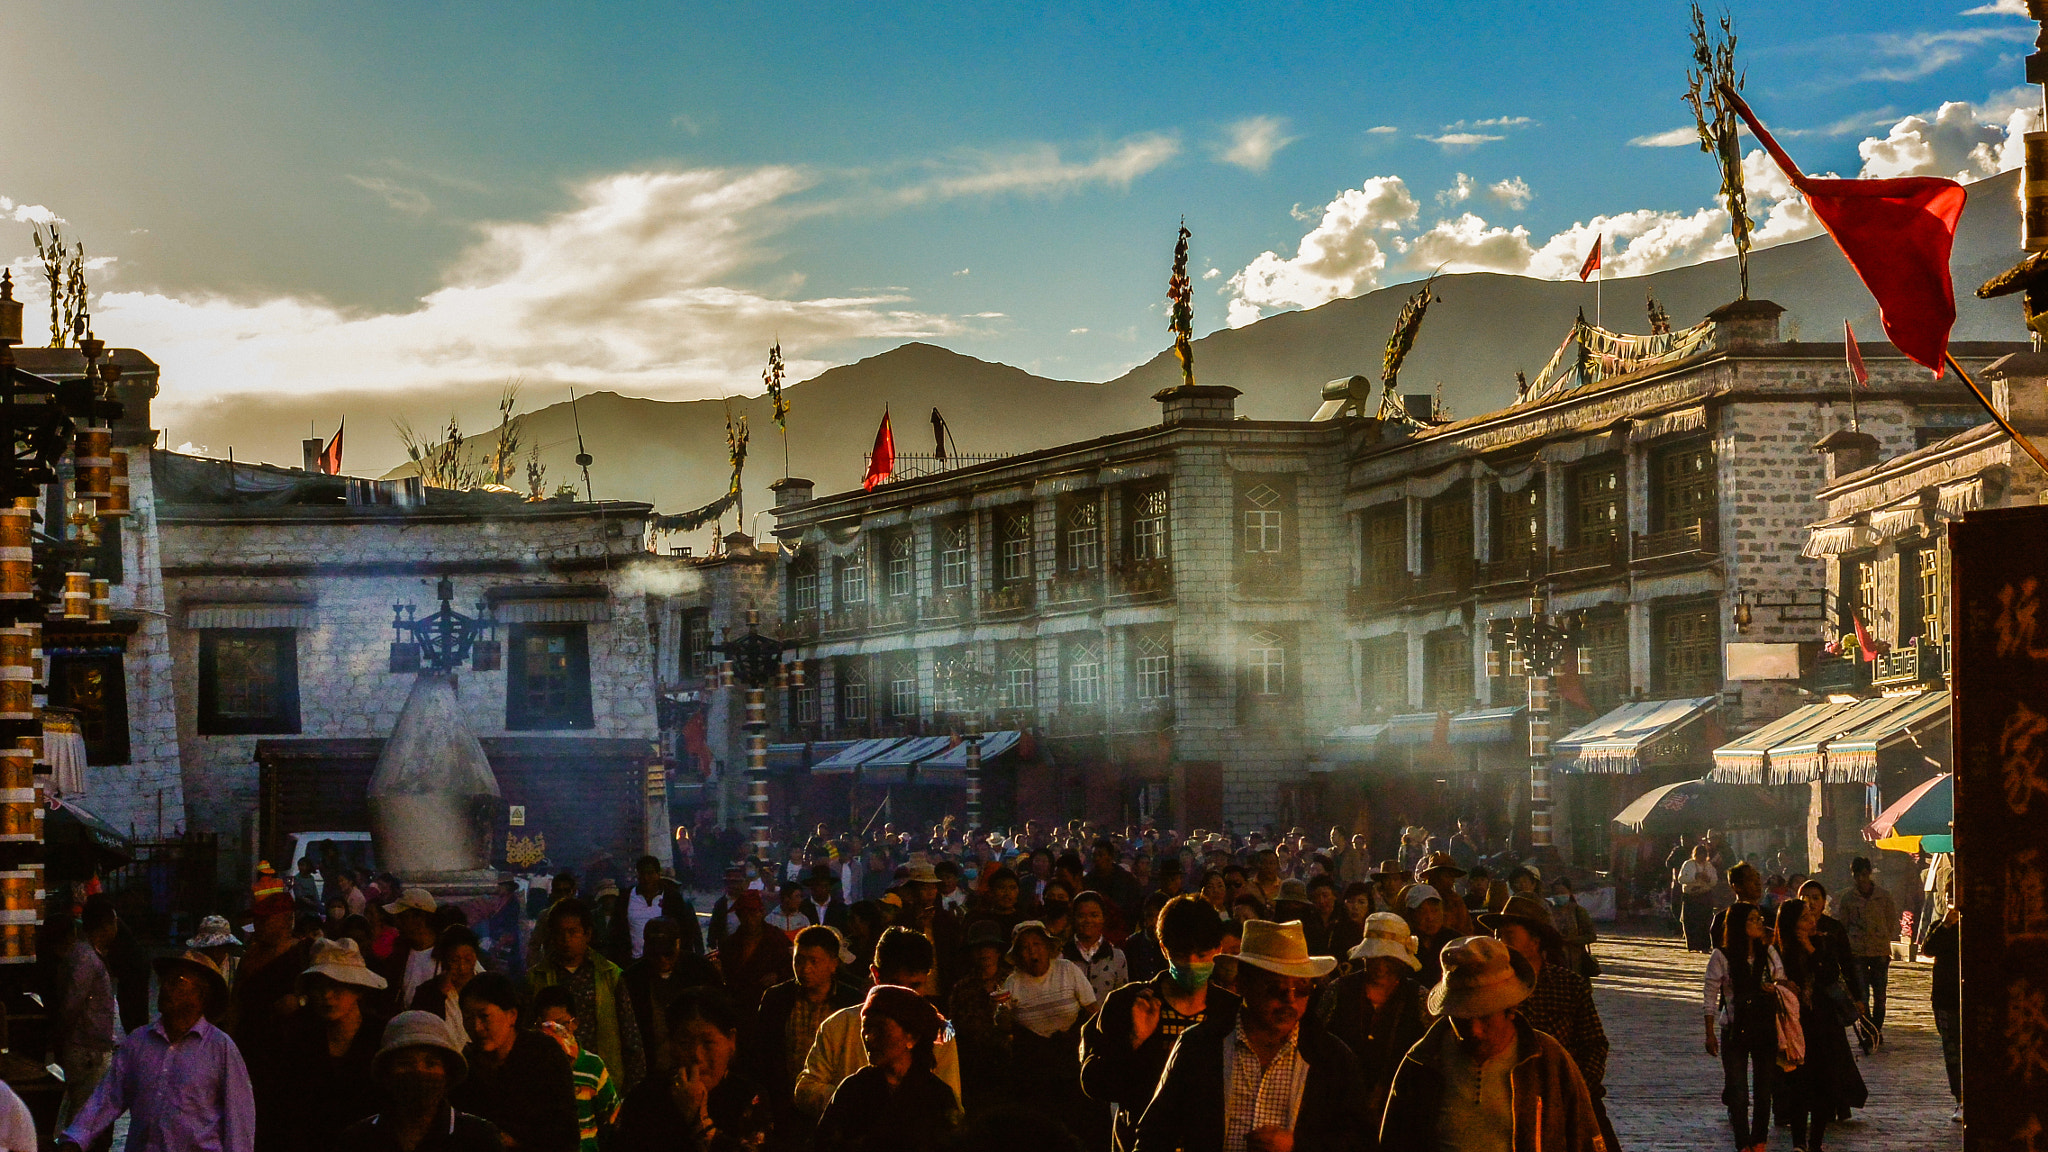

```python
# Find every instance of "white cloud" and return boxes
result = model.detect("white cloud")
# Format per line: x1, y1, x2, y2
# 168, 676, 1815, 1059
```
1202, 267, 1221, 279
892, 134, 1180, 203
1460, 116, 1534, 130
56, 167, 957, 434
1962, 0, 2026, 13
0, 197, 59, 225
346, 175, 432, 216
1213, 116, 1297, 173
1423, 132, 1504, 149
1224, 177, 1419, 324
1629, 126, 1699, 148
1365, 125, 1399, 135
1069, 327, 1088, 334
1487, 177, 1533, 211
1860, 27, 2032, 82
1858, 92, 2041, 179
1436, 173, 1477, 206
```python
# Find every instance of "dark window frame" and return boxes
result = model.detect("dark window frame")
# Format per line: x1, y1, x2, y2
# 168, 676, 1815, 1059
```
1570, 457, 1624, 546
49, 651, 131, 763
1493, 479, 1544, 560
506, 622, 594, 731
1650, 437, 1715, 533
1651, 598, 1721, 697
197, 628, 301, 736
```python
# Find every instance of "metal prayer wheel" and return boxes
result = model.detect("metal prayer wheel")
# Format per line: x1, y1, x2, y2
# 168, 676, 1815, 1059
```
61, 572, 90, 620
0, 502, 31, 601
0, 922, 37, 964
0, 628, 34, 721
2027, 132, 2048, 252
0, 783, 40, 841
73, 427, 112, 501
90, 579, 110, 624
104, 448, 130, 516
0, 746, 30, 793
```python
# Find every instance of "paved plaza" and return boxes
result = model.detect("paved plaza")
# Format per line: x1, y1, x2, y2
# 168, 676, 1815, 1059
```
1596, 926, 1959, 1152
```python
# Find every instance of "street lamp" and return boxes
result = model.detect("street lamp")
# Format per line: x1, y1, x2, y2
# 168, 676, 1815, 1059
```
715, 608, 793, 856
942, 649, 1001, 829
1490, 591, 1580, 863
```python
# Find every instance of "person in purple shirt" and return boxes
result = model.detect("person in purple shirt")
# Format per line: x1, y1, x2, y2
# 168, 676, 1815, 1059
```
58, 950, 255, 1152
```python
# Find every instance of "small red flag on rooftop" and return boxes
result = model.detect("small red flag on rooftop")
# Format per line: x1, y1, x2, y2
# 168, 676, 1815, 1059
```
1844, 321, 1868, 389
862, 408, 894, 491
1578, 235, 1602, 282
317, 421, 343, 475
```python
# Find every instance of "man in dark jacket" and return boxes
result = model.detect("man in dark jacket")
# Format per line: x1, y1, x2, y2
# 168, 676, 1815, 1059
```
1132, 920, 1363, 1152
1380, 936, 1603, 1152
800, 866, 851, 931
1082, 896, 1241, 1152
746, 925, 861, 1147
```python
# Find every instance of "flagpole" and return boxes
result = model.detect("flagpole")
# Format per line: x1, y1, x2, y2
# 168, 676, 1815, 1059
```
1944, 351, 2048, 475
1595, 237, 1602, 329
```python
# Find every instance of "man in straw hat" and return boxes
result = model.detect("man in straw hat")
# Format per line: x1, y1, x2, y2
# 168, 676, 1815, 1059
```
58, 951, 254, 1152
1479, 895, 1615, 1150
1320, 913, 1429, 1135
333, 1011, 502, 1152
1132, 920, 1365, 1152
1380, 937, 1604, 1152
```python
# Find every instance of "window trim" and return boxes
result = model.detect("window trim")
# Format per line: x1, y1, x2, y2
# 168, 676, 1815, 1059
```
197, 628, 302, 736
505, 622, 595, 731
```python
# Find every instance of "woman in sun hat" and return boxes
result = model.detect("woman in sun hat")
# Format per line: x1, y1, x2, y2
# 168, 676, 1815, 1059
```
187, 915, 245, 986
333, 1011, 501, 1152
252, 937, 392, 1151
1315, 913, 1428, 1141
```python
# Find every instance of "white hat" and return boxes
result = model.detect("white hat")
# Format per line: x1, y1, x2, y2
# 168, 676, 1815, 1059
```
383, 887, 437, 916
1348, 912, 1422, 971
186, 915, 242, 951
1235, 919, 1337, 980
1404, 883, 1442, 910
299, 937, 390, 991
375, 1010, 468, 1082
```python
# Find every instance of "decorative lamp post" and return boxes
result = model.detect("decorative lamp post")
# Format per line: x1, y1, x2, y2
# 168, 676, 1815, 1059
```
715, 609, 792, 857
388, 577, 499, 674
1491, 591, 1579, 863
943, 650, 1001, 829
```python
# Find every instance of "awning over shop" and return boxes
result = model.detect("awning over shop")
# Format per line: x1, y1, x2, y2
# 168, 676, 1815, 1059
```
767, 743, 807, 771
1708, 702, 1852, 784
861, 735, 958, 784
1769, 694, 1920, 784
917, 731, 1023, 771
1449, 706, 1526, 745
1384, 712, 1448, 746
1313, 724, 1390, 770
1554, 697, 1718, 774
1816, 690, 1948, 783
809, 737, 908, 776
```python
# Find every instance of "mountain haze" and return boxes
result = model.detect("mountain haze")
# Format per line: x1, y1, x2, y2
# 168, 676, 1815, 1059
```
400, 170, 2030, 520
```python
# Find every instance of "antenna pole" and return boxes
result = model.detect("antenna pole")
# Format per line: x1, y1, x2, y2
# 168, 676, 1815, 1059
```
569, 387, 595, 502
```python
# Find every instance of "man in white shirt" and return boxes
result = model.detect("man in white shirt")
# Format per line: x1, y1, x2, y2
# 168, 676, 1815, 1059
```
1002, 920, 1097, 1038
766, 882, 815, 935
793, 926, 960, 1119
1677, 845, 1719, 953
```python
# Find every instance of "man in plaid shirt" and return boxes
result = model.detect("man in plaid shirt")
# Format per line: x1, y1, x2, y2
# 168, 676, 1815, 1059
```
1480, 895, 1615, 1152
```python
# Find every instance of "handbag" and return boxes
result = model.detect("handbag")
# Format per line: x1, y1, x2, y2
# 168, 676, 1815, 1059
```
1577, 947, 1602, 979
1822, 979, 1860, 1028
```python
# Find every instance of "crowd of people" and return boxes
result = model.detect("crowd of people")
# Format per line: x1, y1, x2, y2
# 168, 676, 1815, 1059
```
30, 818, 1640, 1152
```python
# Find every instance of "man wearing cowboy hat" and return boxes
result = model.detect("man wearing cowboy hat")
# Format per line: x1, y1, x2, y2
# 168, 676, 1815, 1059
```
1415, 852, 1474, 936
1321, 914, 1429, 1139
1479, 896, 1616, 1152
1380, 937, 1603, 1152
333, 1011, 503, 1152
60, 951, 254, 1152
1132, 920, 1365, 1152
1369, 861, 1407, 914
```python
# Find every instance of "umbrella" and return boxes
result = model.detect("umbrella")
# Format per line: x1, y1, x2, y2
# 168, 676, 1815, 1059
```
44, 799, 134, 866
1610, 777, 1790, 835
1866, 773, 1951, 854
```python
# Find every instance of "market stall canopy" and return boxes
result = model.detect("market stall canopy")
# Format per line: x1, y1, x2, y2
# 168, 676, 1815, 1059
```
1709, 702, 1853, 784
45, 798, 132, 866
767, 744, 807, 771
1384, 712, 1449, 746
1769, 690, 1946, 784
809, 737, 908, 776
1821, 690, 1949, 782
1612, 777, 1793, 836
917, 731, 1022, 771
1311, 723, 1390, 771
861, 735, 958, 784
1555, 697, 1719, 774
1866, 772, 1952, 853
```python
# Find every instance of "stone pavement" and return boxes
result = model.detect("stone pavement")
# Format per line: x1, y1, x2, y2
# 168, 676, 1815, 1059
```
1595, 924, 1958, 1152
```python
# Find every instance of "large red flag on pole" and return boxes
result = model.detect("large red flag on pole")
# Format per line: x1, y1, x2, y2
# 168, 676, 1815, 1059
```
1722, 85, 1963, 377
862, 408, 894, 491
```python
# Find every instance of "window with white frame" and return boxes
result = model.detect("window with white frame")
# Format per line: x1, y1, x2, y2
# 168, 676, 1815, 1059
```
1065, 638, 1104, 706
939, 522, 970, 589
1134, 632, 1172, 701
1000, 644, 1035, 709
1130, 488, 1168, 561
792, 568, 819, 612
794, 682, 819, 724
1243, 483, 1284, 554
999, 509, 1032, 584
886, 532, 914, 598
838, 553, 867, 605
890, 674, 920, 718
839, 661, 869, 722
1065, 501, 1102, 571
1247, 629, 1286, 696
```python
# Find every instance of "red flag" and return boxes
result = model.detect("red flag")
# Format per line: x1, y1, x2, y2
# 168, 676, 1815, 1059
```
1725, 86, 1963, 377
1578, 235, 1602, 282
1844, 321, 1868, 389
1851, 610, 1889, 662
861, 408, 894, 491
317, 422, 343, 475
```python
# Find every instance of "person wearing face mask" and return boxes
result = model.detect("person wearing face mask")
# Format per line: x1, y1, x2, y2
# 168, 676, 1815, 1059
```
1080, 896, 1240, 1152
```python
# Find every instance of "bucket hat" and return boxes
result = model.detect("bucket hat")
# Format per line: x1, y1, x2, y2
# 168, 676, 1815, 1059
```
186, 915, 242, 951
1427, 935, 1534, 1018
1476, 894, 1565, 948
153, 950, 230, 1006
374, 1009, 469, 1082
1348, 912, 1422, 970
299, 937, 390, 992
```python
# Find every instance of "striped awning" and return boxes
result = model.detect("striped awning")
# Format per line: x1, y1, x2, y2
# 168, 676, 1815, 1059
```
862, 735, 958, 784
488, 585, 612, 623
809, 737, 907, 776
1768, 695, 1914, 785
1820, 690, 1949, 783
182, 601, 319, 630
1384, 712, 1450, 746
917, 731, 1023, 770
1709, 702, 1852, 784
1555, 697, 1718, 774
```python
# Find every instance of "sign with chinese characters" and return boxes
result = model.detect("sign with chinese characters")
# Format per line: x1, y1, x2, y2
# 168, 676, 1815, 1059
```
1953, 508, 2048, 1150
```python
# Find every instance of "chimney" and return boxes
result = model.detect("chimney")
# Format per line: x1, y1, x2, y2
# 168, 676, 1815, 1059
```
1814, 428, 1882, 483
1153, 383, 1240, 425
1402, 393, 1432, 423
1984, 351, 2048, 431
302, 438, 323, 471
770, 476, 814, 508
1707, 298, 1785, 349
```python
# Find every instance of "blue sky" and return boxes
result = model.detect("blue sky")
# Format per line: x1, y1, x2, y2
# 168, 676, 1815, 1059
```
0, 0, 2037, 464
